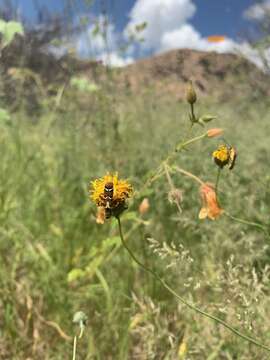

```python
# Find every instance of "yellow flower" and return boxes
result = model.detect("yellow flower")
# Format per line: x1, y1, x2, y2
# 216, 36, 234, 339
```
90, 173, 133, 220
212, 145, 230, 168
212, 144, 237, 170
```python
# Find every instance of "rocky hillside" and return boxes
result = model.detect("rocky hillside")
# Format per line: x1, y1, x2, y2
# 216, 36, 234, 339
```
1, 36, 269, 104
118, 49, 270, 100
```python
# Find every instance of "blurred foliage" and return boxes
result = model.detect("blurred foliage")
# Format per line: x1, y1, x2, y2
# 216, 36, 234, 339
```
0, 3, 269, 357
0, 67, 269, 358
70, 76, 99, 93
0, 19, 24, 48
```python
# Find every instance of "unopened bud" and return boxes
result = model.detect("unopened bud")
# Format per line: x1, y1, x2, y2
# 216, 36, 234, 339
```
207, 128, 224, 138
186, 81, 197, 105
139, 198, 150, 215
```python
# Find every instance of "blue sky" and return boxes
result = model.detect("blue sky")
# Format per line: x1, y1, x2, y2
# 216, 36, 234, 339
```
6, 0, 255, 39
1, 0, 266, 66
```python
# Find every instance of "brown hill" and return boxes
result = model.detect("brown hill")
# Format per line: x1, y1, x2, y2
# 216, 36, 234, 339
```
1, 36, 269, 105
118, 49, 270, 100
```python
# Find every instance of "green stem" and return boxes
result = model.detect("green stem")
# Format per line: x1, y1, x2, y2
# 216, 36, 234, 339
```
185, 122, 194, 141
190, 103, 196, 122
117, 216, 270, 353
224, 212, 268, 236
215, 167, 221, 200
72, 336, 77, 360
139, 131, 207, 196
72, 324, 85, 360
175, 133, 206, 152
172, 165, 204, 185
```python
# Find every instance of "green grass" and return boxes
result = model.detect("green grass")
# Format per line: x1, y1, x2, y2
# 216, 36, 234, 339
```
1, 80, 270, 359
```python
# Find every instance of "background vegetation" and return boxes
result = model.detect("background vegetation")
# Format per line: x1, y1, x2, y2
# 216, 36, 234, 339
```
1, 9, 270, 360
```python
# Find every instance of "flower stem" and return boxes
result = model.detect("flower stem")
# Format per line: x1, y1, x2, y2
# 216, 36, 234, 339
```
215, 167, 221, 199
140, 131, 207, 195
185, 122, 194, 142
224, 212, 269, 236
172, 165, 204, 185
72, 336, 77, 360
117, 216, 270, 353
72, 323, 85, 360
175, 133, 206, 152
190, 103, 195, 122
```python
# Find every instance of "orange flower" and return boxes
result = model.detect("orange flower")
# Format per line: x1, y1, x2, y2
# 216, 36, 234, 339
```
199, 183, 223, 220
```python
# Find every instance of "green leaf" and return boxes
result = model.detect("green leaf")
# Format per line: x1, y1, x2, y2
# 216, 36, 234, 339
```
199, 115, 216, 123
0, 20, 24, 47
70, 76, 99, 93
197, 118, 205, 127
0, 108, 11, 124
92, 24, 100, 37
67, 268, 85, 283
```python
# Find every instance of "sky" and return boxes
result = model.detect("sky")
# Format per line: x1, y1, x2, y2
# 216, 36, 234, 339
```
1, 0, 269, 67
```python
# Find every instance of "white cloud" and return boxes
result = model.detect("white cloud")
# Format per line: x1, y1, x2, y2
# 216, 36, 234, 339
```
74, 16, 134, 67
124, 0, 270, 70
236, 42, 270, 70
125, 0, 237, 55
125, 0, 196, 50
244, 0, 270, 20
76, 17, 118, 57
159, 24, 236, 53
54, 1, 270, 70
98, 52, 134, 67
160, 24, 201, 51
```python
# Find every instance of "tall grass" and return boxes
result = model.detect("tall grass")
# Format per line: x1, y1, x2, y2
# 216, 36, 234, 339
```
0, 79, 270, 359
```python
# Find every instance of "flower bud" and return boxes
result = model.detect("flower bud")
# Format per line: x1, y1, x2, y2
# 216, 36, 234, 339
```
207, 128, 224, 138
186, 81, 197, 105
139, 198, 150, 215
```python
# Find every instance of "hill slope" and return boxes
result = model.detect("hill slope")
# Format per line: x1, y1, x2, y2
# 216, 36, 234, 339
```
118, 49, 269, 100
1, 38, 269, 103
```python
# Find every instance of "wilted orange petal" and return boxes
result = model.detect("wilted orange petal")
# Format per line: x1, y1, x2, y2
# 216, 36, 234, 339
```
199, 183, 223, 220
96, 207, 105, 224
